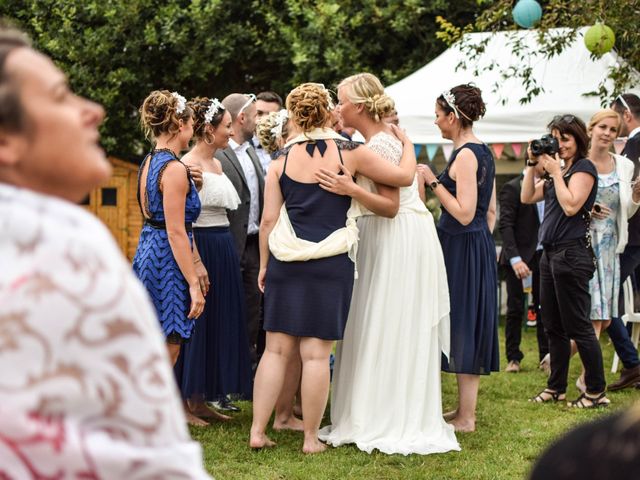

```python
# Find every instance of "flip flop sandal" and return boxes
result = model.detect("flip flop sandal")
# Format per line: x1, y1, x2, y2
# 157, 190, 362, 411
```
529, 388, 566, 403
568, 392, 611, 409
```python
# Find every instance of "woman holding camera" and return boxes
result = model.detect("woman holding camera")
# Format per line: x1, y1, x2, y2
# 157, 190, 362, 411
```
522, 115, 608, 408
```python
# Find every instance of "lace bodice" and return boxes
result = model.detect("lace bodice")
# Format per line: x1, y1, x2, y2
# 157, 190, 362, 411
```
193, 172, 241, 227
356, 132, 426, 216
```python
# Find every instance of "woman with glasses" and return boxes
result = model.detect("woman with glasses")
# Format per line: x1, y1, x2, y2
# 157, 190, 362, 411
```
250, 83, 416, 453
523, 114, 609, 408
418, 84, 498, 433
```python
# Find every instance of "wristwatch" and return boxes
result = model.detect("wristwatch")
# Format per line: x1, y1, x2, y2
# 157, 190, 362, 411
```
429, 179, 441, 191
526, 159, 538, 167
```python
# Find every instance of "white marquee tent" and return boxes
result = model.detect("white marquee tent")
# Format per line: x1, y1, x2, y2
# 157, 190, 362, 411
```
387, 28, 640, 155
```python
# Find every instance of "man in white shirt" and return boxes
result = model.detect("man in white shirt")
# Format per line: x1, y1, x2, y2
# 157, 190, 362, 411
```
216, 93, 264, 381
253, 91, 283, 173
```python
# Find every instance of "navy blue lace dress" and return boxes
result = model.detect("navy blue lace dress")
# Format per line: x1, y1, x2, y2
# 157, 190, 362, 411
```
437, 143, 499, 375
133, 149, 201, 342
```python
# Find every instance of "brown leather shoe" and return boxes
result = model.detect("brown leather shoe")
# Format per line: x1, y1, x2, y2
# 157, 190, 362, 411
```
608, 365, 640, 391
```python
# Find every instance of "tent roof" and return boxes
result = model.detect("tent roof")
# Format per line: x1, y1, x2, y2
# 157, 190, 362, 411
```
386, 28, 640, 145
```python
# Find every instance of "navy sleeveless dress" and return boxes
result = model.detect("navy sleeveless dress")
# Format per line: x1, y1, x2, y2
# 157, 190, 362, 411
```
437, 143, 499, 375
263, 141, 355, 340
133, 149, 201, 342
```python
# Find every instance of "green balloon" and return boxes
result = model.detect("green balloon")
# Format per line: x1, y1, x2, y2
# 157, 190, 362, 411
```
584, 24, 616, 54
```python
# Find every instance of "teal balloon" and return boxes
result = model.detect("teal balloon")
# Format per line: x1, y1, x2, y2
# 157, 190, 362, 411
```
512, 0, 542, 29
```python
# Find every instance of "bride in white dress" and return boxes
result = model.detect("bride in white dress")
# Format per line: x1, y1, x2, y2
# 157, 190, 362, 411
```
317, 73, 459, 455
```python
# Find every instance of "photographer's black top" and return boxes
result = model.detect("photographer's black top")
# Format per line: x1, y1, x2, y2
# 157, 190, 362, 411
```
539, 157, 597, 245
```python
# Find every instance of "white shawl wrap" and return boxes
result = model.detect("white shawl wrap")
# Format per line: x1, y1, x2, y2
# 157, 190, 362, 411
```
269, 128, 363, 276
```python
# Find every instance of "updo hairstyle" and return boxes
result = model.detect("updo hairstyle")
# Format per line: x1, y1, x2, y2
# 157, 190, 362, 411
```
140, 90, 193, 141
338, 73, 395, 122
256, 110, 290, 154
286, 83, 332, 132
188, 96, 225, 141
587, 108, 620, 137
437, 84, 486, 128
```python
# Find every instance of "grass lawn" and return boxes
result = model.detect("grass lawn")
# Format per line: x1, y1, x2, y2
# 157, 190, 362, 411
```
191, 324, 639, 480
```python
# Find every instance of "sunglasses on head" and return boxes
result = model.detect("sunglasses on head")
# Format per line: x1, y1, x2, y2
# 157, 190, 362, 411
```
552, 114, 576, 124
239, 93, 257, 114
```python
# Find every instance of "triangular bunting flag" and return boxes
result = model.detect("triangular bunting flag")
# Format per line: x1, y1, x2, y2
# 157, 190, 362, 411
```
414, 145, 423, 158
512, 143, 523, 158
442, 144, 454, 161
492, 143, 505, 159
614, 139, 626, 154
426, 144, 439, 161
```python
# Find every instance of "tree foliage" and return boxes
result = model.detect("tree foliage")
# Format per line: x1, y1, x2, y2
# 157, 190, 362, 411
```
437, 0, 640, 106
1, 0, 479, 160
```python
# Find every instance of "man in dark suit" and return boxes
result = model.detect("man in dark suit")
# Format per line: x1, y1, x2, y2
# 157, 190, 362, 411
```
216, 93, 264, 378
606, 93, 640, 390
499, 160, 549, 373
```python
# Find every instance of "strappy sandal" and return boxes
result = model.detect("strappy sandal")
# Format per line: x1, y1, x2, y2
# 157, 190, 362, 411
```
529, 388, 566, 403
568, 392, 611, 409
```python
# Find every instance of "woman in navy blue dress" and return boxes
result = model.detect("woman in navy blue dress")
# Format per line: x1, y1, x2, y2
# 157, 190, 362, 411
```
418, 84, 498, 433
133, 90, 205, 374
250, 83, 417, 453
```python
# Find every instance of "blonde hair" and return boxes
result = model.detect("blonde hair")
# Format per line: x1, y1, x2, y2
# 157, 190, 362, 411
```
338, 73, 395, 122
286, 83, 332, 132
139, 90, 193, 141
588, 108, 621, 136
256, 111, 290, 154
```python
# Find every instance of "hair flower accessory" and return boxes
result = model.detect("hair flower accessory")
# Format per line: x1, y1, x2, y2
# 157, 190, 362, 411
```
171, 92, 187, 115
442, 90, 459, 118
205, 98, 224, 124
270, 109, 289, 138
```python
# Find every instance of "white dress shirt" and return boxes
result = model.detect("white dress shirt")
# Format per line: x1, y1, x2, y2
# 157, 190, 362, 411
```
229, 138, 260, 235
252, 135, 272, 174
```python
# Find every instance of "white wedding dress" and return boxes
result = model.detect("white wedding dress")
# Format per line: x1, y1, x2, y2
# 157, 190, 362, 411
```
319, 132, 460, 455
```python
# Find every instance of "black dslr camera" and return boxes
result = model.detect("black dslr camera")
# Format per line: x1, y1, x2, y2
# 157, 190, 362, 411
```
530, 134, 559, 156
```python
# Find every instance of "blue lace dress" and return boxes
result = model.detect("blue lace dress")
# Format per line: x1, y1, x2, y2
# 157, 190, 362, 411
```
133, 149, 201, 342
589, 170, 621, 320
437, 143, 499, 375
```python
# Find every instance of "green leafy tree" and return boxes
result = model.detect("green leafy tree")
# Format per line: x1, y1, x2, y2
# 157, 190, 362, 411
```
437, 0, 640, 106
2, 0, 480, 159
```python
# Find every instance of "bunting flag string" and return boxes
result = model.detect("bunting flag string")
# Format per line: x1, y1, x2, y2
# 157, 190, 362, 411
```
414, 145, 423, 158
442, 144, 454, 161
511, 143, 523, 158
492, 143, 505, 159
426, 144, 439, 161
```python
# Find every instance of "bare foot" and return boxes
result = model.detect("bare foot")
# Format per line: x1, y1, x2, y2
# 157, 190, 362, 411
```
186, 412, 209, 427
273, 415, 304, 432
449, 417, 475, 433
249, 431, 276, 449
188, 401, 232, 422
302, 438, 327, 454
196, 408, 232, 422
443, 409, 458, 421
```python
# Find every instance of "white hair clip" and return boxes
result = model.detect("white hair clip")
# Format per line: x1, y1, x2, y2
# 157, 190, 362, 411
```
204, 98, 224, 124
442, 90, 459, 118
171, 92, 187, 115
270, 109, 289, 138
